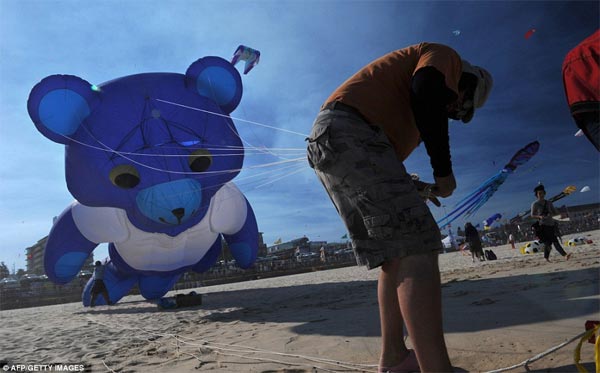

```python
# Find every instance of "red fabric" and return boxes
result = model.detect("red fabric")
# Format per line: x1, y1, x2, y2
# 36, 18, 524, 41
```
562, 30, 600, 114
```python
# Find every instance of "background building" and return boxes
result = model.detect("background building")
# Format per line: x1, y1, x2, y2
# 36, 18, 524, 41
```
26, 236, 94, 275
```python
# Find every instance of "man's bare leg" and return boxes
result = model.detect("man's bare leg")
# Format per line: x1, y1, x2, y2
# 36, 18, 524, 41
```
379, 260, 410, 367
396, 253, 452, 372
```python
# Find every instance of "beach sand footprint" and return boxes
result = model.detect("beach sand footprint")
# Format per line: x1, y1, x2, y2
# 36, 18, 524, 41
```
471, 298, 496, 306
450, 290, 469, 297
564, 279, 595, 288
519, 283, 539, 291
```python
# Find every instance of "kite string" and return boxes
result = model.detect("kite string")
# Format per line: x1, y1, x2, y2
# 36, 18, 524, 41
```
84, 315, 377, 372
85, 306, 592, 373
53, 83, 312, 177
65, 127, 303, 160
237, 99, 294, 161
72, 116, 313, 205
60, 127, 310, 203
483, 329, 589, 373
203, 75, 292, 162
155, 98, 310, 138
67, 126, 308, 205
52, 93, 313, 204
75, 125, 308, 176
60, 112, 307, 178
247, 165, 308, 190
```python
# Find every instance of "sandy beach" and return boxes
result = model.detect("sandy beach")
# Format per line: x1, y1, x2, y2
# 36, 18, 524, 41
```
1, 230, 598, 373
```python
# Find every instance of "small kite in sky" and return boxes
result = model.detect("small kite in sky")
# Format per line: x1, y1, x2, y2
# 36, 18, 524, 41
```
452, 30, 461, 36
483, 213, 502, 230
575, 129, 584, 137
581, 186, 591, 192
231, 45, 261, 74
525, 28, 536, 39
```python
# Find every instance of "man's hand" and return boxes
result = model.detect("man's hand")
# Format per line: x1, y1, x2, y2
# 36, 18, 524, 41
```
432, 173, 456, 198
412, 179, 442, 207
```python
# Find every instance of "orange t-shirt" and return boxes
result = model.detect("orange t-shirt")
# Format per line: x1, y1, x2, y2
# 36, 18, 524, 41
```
323, 42, 462, 161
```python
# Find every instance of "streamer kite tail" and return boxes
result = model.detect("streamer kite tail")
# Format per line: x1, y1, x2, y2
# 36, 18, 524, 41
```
437, 141, 540, 228
436, 170, 508, 228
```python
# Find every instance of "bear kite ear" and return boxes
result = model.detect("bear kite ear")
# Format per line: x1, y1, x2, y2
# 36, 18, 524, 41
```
27, 75, 100, 144
185, 56, 243, 114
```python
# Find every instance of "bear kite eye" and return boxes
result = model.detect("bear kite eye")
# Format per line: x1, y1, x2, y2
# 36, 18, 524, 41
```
188, 149, 212, 173
109, 164, 140, 189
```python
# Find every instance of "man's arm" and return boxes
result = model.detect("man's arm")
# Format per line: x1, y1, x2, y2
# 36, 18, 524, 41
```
411, 66, 458, 196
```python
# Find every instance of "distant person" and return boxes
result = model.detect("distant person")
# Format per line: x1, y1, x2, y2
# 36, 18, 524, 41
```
306, 42, 492, 372
90, 261, 112, 307
320, 246, 326, 263
448, 229, 458, 252
530, 185, 572, 262
508, 233, 516, 250
464, 222, 485, 262
562, 29, 599, 151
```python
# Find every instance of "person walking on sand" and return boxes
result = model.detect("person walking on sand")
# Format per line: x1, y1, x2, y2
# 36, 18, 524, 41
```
465, 222, 485, 262
508, 233, 516, 250
90, 260, 112, 307
530, 185, 572, 262
306, 42, 492, 372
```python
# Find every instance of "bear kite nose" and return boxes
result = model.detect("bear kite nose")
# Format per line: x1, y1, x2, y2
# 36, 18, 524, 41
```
171, 208, 185, 222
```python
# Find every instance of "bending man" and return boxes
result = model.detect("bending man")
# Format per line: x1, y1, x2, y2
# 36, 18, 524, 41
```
307, 43, 492, 372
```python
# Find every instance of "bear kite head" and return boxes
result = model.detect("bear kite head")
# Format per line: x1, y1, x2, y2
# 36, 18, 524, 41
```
28, 56, 246, 235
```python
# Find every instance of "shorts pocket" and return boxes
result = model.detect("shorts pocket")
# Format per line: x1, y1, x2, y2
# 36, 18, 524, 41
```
306, 123, 337, 170
363, 214, 394, 240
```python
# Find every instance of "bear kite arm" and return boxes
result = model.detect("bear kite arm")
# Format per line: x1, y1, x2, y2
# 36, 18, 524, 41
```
209, 183, 259, 268
44, 206, 98, 284
222, 199, 258, 269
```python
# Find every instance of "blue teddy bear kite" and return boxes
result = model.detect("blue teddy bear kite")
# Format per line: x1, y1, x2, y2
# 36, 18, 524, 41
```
27, 49, 260, 306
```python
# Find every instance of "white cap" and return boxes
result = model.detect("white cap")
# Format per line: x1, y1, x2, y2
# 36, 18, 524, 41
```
460, 60, 493, 123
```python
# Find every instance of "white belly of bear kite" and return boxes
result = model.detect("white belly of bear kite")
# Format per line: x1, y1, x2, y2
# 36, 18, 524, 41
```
71, 182, 248, 272
116, 217, 219, 271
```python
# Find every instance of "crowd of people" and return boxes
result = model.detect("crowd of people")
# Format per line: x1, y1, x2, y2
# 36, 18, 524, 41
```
454, 214, 599, 249
1, 211, 597, 312
0, 248, 358, 311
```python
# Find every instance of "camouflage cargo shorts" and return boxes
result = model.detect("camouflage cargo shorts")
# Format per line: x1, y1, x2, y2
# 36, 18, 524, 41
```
306, 109, 442, 269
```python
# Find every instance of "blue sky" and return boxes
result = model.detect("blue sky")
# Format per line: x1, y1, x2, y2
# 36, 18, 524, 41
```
0, 0, 598, 271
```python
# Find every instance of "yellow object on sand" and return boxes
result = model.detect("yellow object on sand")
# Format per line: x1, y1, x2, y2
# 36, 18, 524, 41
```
574, 324, 600, 373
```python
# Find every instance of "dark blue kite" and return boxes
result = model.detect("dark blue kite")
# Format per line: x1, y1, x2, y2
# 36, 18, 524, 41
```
28, 47, 261, 306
